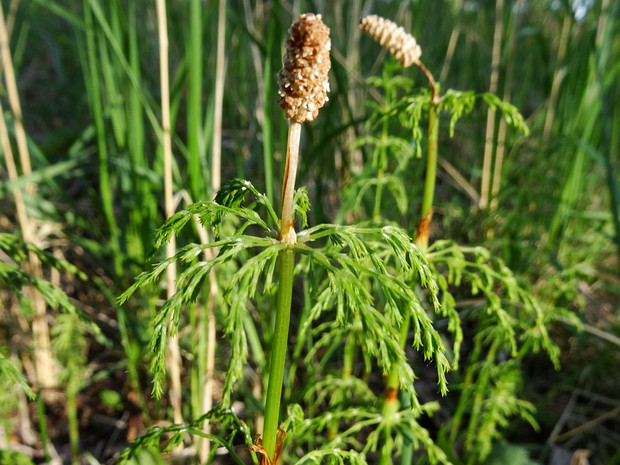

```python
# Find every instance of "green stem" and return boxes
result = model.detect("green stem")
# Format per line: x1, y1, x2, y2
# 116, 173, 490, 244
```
67, 381, 79, 465
263, 247, 295, 460
373, 69, 392, 222
262, 16, 278, 205
263, 119, 300, 459
421, 105, 439, 219
343, 330, 356, 377
373, 167, 385, 222
382, 100, 439, 398
379, 319, 410, 465
37, 393, 51, 463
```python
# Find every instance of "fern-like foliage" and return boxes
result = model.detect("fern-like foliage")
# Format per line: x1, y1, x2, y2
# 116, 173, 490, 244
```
284, 401, 451, 465
296, 223, 450, 400
403, 90, 529, 140
52, 313, 89, 388
118, 179, 280, 401
0, 233, 88, 319
341, 67, 530, 225
118, 178, 451, 462
339, 63, 418, 223
0, 232, 95, 404
0, 350, 35, 400
117, 407, 253, 465
427, 240, 564, 463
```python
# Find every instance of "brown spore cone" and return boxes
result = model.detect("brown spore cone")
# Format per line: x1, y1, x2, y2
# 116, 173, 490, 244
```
278, 13, 331, 123
360, 15, 422, 67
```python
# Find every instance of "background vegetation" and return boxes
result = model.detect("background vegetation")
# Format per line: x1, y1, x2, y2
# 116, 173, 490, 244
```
1, 0, 619, 464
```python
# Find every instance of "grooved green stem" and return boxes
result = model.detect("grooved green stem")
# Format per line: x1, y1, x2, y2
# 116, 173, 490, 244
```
263, 247, 295, 460
37, 393, 51, 463
379, 315, 411, 465
373, 68, 393, 222
373, 166, 385, 222
343, 331, 356, 377
67, 381, 79, 464
421, 105, 439, 219
262, 17, 277, 205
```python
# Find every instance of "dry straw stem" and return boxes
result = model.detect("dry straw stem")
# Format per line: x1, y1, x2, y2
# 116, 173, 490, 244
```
199, 0, 226, 461
490, 0, 523, 211
0, 1, 57, 389
479, 0, 503, 210
156, 0, 183, 426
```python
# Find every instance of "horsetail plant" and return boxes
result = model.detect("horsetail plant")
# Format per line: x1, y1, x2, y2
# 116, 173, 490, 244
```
361, 15, 443, 465
118, 11, 452, 464
355, 13, 564, 465
257, 13, 332, 463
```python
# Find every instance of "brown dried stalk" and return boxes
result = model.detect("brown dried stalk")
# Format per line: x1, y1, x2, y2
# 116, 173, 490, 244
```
155, 0, 183, 427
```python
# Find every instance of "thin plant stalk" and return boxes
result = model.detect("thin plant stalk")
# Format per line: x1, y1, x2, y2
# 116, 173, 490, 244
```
490, 0, 522, 211
260, 16, 330, 455
211, 0, 225, 196
262, 121, 301, 460
0, 98, 41, 382
67, 378, 79, 464
241, 0, 278, 205
187, 0, 204, 426
0, 2, 32, 196
4, 0, 18, 39
187, 0, 204, 201
156, 0, 183, 425
127, 0, 152, 262
199, 0, 226, 460
440, 0, 465, 86
373, 68, 392, 222
0, 2, 57, 390
279, 122, 302, 246
36, 394, 52, 463
542, 12, 571, 142
478, 0, 503, 210
344, 0, 364, 176
123, 5, 156, 419
263, 247, 295, 459
261, 14, 277, 205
